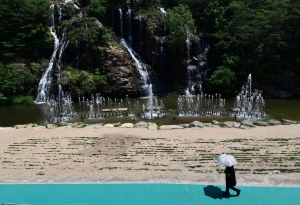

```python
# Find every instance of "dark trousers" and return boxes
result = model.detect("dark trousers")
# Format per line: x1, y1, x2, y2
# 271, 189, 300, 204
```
226, 184, 239, 193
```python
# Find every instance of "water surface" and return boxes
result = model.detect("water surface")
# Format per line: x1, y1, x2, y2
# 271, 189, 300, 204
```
0, 98, 299, 127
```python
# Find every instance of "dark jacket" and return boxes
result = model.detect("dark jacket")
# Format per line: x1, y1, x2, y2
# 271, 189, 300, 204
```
225, 166, 236, 186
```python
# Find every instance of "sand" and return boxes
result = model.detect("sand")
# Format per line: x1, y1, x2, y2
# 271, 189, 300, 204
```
0, 123, 300, 186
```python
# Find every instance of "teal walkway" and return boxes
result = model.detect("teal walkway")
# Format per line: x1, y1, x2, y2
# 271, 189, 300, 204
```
1, 184, 299, 205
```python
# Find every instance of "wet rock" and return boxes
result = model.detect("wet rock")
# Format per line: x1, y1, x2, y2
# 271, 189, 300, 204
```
267, 119, 281, 126
223, 121, 234, 128
120, 123, 134, 128
281, 119, 296, 125
189, 121, 204, 128
160, 125, 184, 130
212, 120, 220, 125
254, 121, 269, 126
135, 121, 148, 128
241, 120, 255, 127
148, 122, 157, 130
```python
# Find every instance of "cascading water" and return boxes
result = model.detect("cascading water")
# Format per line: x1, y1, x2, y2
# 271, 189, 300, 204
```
184, 30, 211, 95
35, 4, 59, 103
126, 6, 132, 46
195, 33, 210, 81
59, 7, 62, 23
185, 28, 198, 95
57, 28, 69, 80
233, 74, 265, 119
138, 15, 144, 55
158, 7, 167, 17
159, 7, 167, 71
119, 8, 150, 96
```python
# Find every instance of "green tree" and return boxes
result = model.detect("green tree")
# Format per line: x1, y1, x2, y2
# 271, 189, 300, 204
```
88, 0, 106, 21
0, 0, 50, 59
165, 4, 195, 52
210, 66, 237, 96
200, 1, 226, 33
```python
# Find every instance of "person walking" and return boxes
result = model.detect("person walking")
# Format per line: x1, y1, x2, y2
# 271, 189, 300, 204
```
223, 165, 241, 196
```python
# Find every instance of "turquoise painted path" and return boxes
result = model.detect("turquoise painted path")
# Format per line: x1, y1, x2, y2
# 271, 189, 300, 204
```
1, 184, 299, 205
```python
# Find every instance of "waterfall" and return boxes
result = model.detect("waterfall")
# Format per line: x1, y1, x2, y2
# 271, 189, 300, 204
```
185, 28, 195, 95
196, 36, 210, 77
35, 4, 60, 103
59, 7, 62, 23
57, 28, 69, 80
126, 6, 132, 46
158, 7, 167, 17
159, 7, 167, 71
139, 15, 143, 55
119, 8, 150, 96
185, 29, 208, 95
119, 8, 124, 36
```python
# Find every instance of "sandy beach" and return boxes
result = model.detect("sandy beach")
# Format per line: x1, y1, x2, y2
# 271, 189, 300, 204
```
0, 123, 300, 186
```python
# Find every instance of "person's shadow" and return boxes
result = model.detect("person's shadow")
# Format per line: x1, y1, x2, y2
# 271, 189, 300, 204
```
203, 185, 233, 199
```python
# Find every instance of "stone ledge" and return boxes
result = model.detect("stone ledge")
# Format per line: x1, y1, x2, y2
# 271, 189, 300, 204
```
160, 125, 184, 130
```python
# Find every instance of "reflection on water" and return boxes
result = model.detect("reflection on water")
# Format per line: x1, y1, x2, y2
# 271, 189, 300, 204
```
0, 98, 299, 127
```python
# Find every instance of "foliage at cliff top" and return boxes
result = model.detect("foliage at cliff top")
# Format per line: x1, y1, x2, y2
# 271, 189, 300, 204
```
0, 0, 51, 60
164, 4, 195, 53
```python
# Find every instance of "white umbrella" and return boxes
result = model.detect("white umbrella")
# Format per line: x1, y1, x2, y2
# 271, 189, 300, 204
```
216, 154, 237, 167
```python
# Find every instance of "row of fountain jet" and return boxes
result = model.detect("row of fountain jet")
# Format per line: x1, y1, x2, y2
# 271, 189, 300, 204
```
45, 84, 165, 123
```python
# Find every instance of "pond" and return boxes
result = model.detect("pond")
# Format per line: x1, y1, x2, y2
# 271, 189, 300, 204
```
0, 98, 299, 127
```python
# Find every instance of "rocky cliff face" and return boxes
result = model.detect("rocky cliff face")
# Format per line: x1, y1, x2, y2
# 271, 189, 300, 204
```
36, 1, 300, 99
101, 45, 141, 97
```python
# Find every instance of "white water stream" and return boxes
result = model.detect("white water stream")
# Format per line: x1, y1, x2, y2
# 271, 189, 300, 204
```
35, 4, 59, 103
119, 8, 150, 96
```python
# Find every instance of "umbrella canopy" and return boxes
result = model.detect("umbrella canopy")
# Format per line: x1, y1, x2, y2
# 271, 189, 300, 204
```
216, 154, 237, 167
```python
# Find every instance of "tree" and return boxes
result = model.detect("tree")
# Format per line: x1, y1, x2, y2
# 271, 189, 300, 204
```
165, 4, 195, 52
210, 66, 237, 96
0, 0, 50, 59
87, 0, 106, 21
